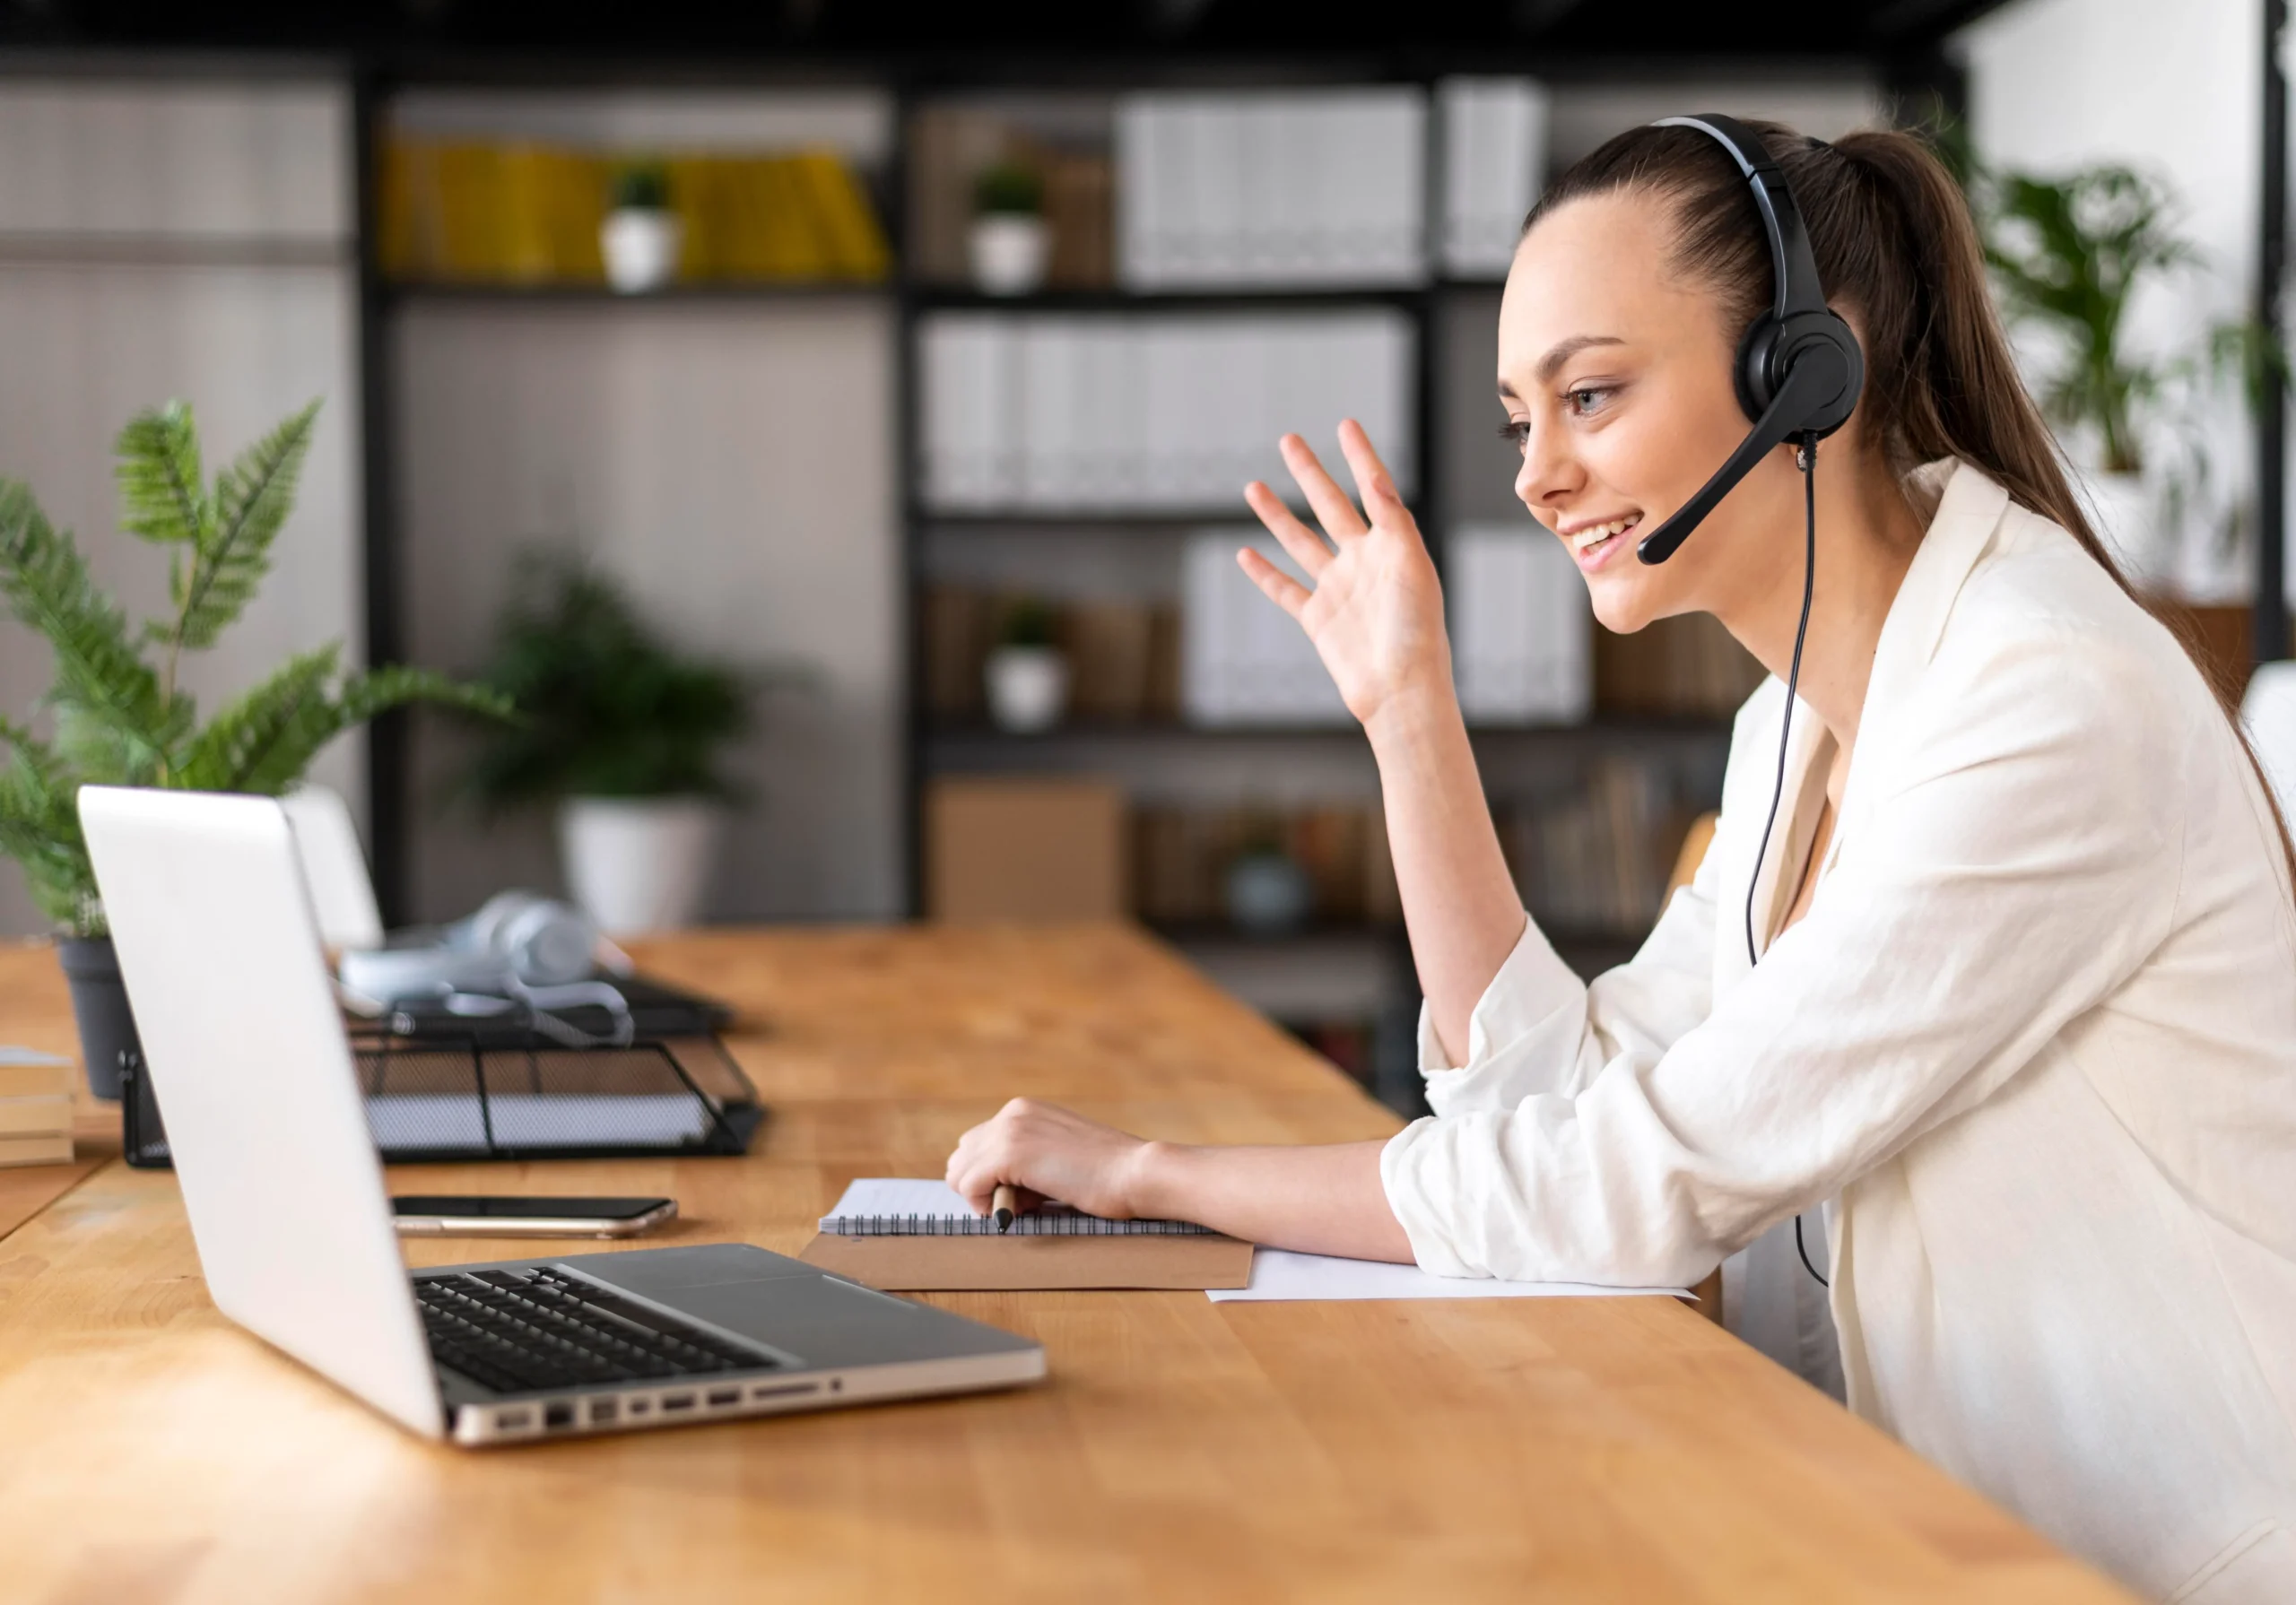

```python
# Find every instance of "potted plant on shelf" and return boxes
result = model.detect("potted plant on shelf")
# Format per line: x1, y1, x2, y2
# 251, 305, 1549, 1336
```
602, 161, 683, 294
1979, 161, 2197, 588
459, 551, 755, 935
983, 595, 1068, 732
970, 160, 1050, 297
0, 399, 504, 1098
1225, 811, 1313, 936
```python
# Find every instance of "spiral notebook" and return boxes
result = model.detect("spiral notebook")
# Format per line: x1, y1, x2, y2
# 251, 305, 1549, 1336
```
798, 1178, 1253, 1290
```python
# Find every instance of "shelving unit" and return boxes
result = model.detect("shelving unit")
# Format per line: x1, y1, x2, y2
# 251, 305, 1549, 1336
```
325, 53, 1895, 1102
894, 73, 1738, 1055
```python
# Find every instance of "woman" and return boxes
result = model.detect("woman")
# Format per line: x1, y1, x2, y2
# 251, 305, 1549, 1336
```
945, 121, 2296, 1600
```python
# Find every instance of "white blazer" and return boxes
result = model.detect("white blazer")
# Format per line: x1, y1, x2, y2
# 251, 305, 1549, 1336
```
1380, 460, 2296, 1602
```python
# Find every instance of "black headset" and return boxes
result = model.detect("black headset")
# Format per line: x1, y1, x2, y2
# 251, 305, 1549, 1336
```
1631, 115, 1861, 1290
1632, 114, 1866, 567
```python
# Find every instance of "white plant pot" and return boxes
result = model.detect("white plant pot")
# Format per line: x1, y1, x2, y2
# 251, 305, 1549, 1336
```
2085, 470, 2173, 594
985, 646, 1068, 732
969, 214, 1050, 296
601, 208, 683, 293
558, 796, 722, 935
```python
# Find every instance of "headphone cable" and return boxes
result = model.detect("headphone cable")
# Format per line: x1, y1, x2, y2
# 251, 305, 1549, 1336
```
1743, 434, 1831, 1289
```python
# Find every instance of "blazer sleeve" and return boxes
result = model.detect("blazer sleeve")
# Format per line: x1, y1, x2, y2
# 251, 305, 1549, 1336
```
1382, 628, 2187, 1287
1415, 834, 1721, 1115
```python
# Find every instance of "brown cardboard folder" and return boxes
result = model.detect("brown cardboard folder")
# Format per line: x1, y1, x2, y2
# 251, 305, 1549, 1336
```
800, 1229, 1253, 1291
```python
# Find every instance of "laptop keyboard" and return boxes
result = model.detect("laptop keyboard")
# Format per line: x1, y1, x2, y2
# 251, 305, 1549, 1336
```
413, 1266, 775, 1394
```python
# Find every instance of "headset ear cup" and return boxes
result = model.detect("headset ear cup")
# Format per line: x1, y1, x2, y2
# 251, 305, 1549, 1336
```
1736, 310, 1865, 440
1735, 314, 1781, 421
1778, 310, 1866, 438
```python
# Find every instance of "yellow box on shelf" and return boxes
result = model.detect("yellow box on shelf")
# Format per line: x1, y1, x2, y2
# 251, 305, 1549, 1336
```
378, 135, 889, 289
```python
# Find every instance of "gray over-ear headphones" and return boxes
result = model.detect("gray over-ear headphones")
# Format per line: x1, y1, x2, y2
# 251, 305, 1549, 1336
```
1632, 114, 1866, 566
337, 891, 599, 1000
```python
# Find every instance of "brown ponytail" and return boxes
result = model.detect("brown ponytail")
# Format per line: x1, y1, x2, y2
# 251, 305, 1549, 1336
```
1526, 120, 2296, 893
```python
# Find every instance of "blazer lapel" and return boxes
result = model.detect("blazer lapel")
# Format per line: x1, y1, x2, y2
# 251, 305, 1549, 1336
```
1834, 459, 2012, 850
1711, 458, 2011, 997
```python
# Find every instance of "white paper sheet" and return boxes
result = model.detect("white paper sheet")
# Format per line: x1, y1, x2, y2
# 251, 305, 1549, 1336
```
820, 1177, 980, 1227
1207, 1248, 1689, 1303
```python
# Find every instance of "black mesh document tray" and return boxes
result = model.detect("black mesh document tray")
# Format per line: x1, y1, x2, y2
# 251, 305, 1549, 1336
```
121, 1024, 765, 1169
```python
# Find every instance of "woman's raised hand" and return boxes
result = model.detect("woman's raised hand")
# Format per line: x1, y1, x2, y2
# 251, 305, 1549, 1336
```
1240, 420, 1452, 731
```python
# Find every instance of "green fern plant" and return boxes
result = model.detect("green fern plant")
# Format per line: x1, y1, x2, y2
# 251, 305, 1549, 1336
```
0, 398, 508, 935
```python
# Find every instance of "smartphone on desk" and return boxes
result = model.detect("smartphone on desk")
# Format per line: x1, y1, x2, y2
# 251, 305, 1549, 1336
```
391, 1195, 677, 1239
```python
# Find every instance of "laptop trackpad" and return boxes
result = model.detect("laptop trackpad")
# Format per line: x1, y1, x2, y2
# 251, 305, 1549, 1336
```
663, 1276, 961, 1368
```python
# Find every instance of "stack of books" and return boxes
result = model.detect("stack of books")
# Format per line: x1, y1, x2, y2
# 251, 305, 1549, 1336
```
918, 309, 1414, 512
0, 1049, 72, 1168
377, 140, 890, 285
1437, 79, 1551, 279
1594, 612, 1768, 719
1114, 89, 1428, 289
1499, 759, 1692, 937
1180, 531, 1352, 726
1448, 523, 1592, 725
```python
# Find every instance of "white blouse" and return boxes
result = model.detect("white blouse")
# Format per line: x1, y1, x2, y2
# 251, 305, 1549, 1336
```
1379, 460, 2296, 1602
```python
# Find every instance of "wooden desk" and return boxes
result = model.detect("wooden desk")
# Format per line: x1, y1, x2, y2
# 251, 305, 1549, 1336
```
0, 925, 2131, 1603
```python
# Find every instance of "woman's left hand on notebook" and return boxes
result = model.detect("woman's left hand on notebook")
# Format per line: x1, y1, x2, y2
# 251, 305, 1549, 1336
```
946, 1097, 1153, 1220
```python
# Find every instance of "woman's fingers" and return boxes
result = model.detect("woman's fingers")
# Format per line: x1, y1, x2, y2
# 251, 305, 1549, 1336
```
1279, 433, 1370, 544
1335, 418, 1409, 520
1236, 547, 1310, 620
946, 1097, 1034, 1210
947, 1131, 1004, 1212
1243, 480, 1335, 578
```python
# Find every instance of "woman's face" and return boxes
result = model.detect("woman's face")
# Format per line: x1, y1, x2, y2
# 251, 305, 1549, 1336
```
1497, 189, 1810, 634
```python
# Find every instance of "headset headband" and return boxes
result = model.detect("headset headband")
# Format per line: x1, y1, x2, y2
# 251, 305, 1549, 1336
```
1651, 114, 1831, 324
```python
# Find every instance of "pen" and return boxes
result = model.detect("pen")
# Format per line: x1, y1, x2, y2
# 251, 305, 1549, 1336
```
992, 1184, 1018, 1234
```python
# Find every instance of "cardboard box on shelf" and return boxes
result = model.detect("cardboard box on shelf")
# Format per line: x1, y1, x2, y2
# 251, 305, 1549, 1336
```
928, 776, 1126, 923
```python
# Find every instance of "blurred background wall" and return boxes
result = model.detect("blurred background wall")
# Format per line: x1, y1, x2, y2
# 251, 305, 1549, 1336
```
0, 74, 361, 933
1961, 0, 2262, 601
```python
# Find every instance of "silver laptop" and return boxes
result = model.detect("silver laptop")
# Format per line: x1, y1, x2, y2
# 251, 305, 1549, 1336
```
80, 785, 1044, 1447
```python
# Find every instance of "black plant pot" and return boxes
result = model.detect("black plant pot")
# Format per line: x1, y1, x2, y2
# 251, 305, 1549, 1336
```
57, 935, 142, 1101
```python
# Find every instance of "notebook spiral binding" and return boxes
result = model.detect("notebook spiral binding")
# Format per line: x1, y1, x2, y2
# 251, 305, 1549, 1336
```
825, 1210, 1216, 1238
